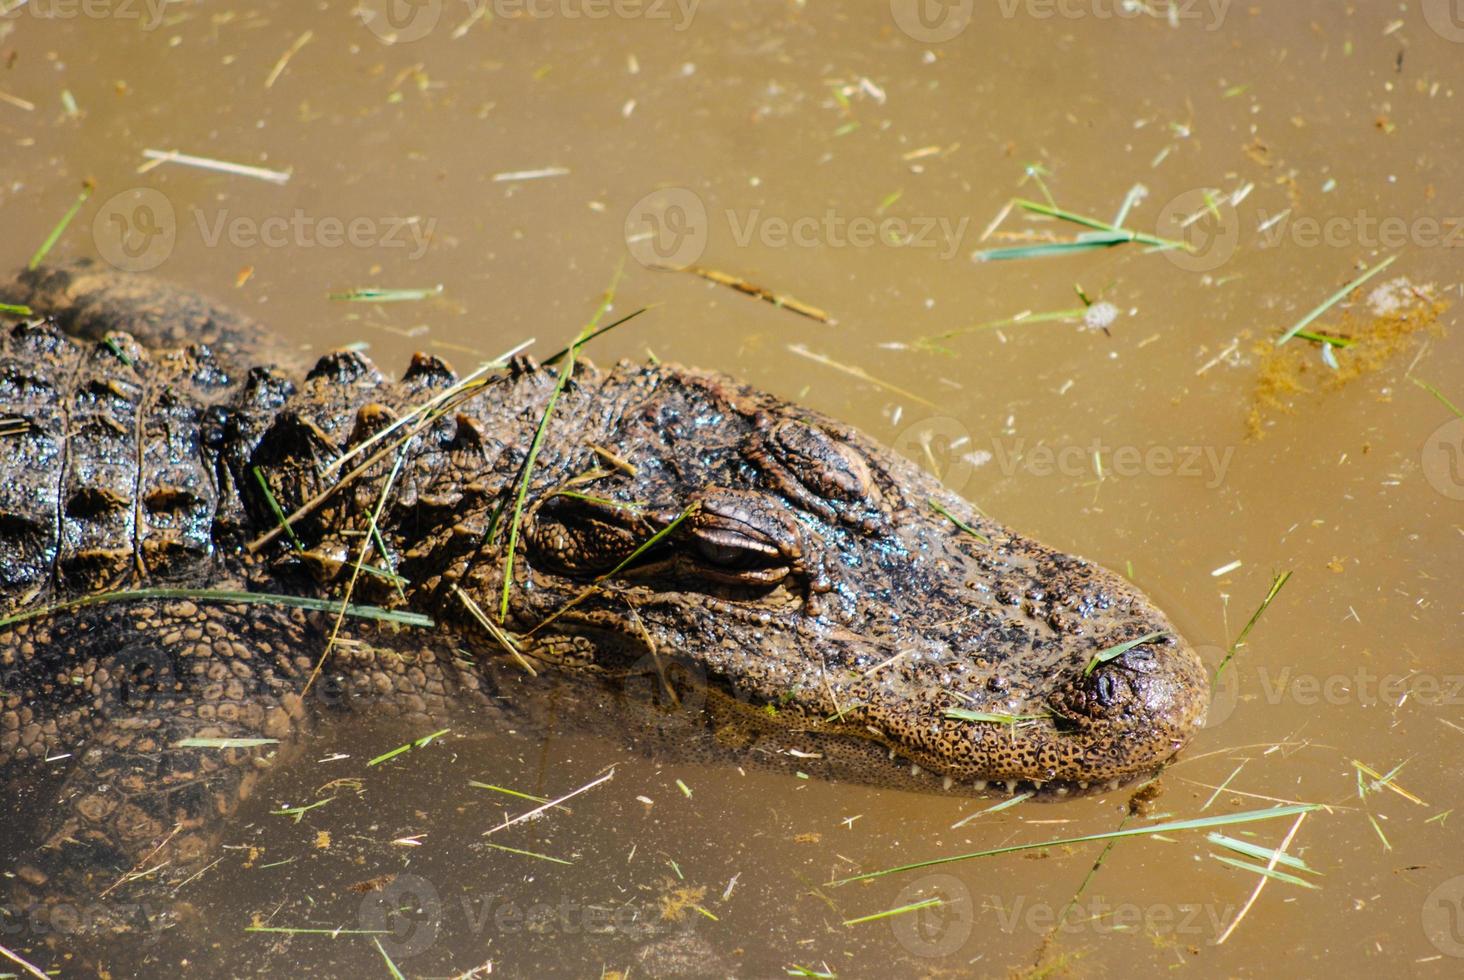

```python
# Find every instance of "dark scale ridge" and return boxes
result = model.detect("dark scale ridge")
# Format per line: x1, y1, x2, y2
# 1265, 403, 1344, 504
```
0, 261, 1208, 940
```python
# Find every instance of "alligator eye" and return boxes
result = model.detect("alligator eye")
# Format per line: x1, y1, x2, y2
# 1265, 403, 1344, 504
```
1095, 672, 1120, 708
692, 532, 777, 570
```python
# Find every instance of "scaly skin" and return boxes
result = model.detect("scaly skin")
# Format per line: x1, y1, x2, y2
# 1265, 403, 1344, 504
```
0, 261, 1208, 935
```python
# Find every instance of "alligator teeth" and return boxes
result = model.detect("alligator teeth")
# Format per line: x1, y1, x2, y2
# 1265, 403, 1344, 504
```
1079, 781, 1090, 790
942, 776, 954, 791
973, 779, 988, 791
910, 764, 922, 777
888, 748, 897, 761
1107, 779, 1121, 791
1003, 780, 1016, 794
1055, 786, 1069, 796
1031, 779, 1046, 789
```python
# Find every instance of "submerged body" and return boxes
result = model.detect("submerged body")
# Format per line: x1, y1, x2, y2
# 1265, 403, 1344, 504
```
0, 262, 1207, 925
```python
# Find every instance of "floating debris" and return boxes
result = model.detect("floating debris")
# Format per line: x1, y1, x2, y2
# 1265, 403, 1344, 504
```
140, 148, 291, 185
669, 265, 835, 324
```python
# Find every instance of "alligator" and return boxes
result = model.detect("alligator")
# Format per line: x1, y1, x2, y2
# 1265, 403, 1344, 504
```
0, 260, 1208, 933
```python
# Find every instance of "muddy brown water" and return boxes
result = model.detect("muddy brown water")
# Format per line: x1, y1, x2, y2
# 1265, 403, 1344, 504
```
1, 2, 1462, 977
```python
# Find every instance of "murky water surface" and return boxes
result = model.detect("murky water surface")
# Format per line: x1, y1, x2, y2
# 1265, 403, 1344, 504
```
2, 2, 1462, 977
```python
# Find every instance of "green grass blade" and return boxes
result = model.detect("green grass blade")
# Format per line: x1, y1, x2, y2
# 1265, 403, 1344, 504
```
826, 804, 1323, 886
1276, 255, 1397, 344
1084, 631, 1166, 677
0, 588, 432, 632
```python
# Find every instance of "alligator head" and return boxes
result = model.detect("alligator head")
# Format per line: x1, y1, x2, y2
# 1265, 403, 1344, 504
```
478, 361, 1209, 796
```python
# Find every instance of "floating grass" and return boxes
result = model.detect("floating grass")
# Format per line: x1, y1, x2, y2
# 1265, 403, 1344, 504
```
929, 499, 989, 544
469, 782, 553, 805
914, 307, 1086, 349
0, 940, 56, 980
373, 938, 407, 980
29, 180, 94, 270
483, 842, 574, 865
1412, 377, 1463, 418
141, 148, 291, 184
271, 797, 335, 824
827, 803, 1322, 885
786, 345, 939, 410
975, 196, 1189, 262
1276, 255, 1397, 345
328, 286, 444, 303
1084, 630, 1166, 677
367, 728, 451, 767
1214, 570, 1292, 680
0, 303, 32, 317
174, 737, 280, 750
499, 265, 625, 622
483, 769, 615, 837
1211, 854, 1320, 889
951, 791, 1034, 828
1207, 832, 1318, 873
1353, 759, 1426, 806
669, 265, 835, 323
0, 588, 431, 632
842, 896, 943, 927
